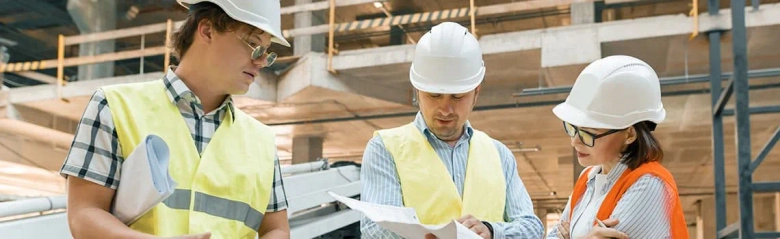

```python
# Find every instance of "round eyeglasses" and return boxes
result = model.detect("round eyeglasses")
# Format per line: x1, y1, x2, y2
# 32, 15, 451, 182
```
563, 121, 622, 147
233, 32, 277, 67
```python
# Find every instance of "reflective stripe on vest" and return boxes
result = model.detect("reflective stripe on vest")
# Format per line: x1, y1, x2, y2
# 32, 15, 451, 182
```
162, 189, 265, 231
103, 79, 276, 238
570, 161, 689, 238
375, 123, 506, 225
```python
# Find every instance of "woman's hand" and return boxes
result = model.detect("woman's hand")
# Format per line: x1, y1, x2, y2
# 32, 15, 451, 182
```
556, 220, 571, 239
578, 219, 628, 239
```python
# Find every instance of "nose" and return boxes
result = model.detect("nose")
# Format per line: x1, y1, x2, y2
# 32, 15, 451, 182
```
438, 99, 455, 116
251, 56, 269, 68
570, 132, 583, 148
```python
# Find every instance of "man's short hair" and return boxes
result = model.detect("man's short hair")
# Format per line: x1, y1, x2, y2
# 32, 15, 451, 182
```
171, 2, 250, 59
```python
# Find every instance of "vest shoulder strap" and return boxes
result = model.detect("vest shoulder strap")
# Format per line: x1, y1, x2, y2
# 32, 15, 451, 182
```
596, 162, 676, 219
569, 166, 594, 221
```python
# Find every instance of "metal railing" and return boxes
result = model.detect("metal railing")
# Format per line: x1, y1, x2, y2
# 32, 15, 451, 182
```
0, 196, 66, 220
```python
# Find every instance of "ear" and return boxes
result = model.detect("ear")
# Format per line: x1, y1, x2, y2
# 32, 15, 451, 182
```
197, 19, 214, 43
625, 127, 637, 145
472, 84, 481, 105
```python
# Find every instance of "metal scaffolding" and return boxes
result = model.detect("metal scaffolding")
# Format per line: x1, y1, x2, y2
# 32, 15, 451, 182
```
709, 0, 780, 238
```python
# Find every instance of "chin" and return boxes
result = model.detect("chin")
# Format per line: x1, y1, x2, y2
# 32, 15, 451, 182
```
577, 158, 596, 167
228, 89, 249, 95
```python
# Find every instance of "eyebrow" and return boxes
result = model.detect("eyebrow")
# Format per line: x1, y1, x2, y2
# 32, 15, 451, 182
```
243, 28, 262, 43
578, 127, 598, 132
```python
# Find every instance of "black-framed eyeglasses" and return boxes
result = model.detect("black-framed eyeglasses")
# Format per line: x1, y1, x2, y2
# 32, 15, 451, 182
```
563, 121, 622, 147
233, 32, 278, 67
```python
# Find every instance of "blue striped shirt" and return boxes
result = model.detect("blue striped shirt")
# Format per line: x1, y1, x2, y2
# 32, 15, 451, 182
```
360, 112, 545, 239
546, 163, 674, 239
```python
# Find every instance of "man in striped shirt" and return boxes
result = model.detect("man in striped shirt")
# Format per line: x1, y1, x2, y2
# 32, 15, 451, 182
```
360, 22, 544, 239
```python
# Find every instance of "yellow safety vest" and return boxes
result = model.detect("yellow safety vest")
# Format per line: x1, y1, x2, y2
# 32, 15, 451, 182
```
375, 123, 506, 225
102, 80, 276, 239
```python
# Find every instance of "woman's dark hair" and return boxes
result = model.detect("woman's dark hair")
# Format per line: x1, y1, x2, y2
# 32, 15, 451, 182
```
171, 2, 246, 59
621, 121, 663, 170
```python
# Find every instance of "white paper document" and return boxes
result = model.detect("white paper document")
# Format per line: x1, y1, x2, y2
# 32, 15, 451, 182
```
328, 192, 482, 239
112, 135, 177, 225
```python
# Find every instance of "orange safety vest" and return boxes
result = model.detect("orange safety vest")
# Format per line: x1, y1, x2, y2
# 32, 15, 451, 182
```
569, 161, 689, 238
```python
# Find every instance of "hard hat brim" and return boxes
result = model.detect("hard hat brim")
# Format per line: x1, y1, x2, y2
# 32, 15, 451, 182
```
411, 80, 481, 94
409, 65, 485, 94
552, 102, 666, 130
178, 0, 291, 47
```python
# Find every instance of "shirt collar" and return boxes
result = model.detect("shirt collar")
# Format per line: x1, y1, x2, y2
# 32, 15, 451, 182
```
412, 111, 474, 141
587, 159, 630, 183
163, 67, 236, 121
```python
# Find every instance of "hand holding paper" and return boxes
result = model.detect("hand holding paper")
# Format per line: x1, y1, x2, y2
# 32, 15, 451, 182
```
328, 192, 482, 239
112, 135, 178, 225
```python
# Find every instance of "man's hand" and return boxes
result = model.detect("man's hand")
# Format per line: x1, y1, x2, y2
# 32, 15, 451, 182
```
556, 220, 571, 239
457, 214, 492, 239
423, 215, 492, 239
577, 219, 628, 239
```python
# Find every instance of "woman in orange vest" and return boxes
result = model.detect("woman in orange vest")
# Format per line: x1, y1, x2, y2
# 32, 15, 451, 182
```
546, 55, 689, 239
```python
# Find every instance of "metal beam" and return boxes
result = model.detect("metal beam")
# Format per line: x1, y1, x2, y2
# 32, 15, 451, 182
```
713, 77, 735, 116
5, 17, 65, 30
8, 0, 73, 27
516, 67, 780, 97
10, 72, 56, 84
707, 0, 727, 232
755, 232, 780, 238
731, 0, 755, 238
750, 126, 780, 172
7, 72, 164, 103
0, 46, 166, 73
723, 105, 780, 116
0, 37, 17, 47
284, 0, 591, 38
718, 222, 740, 239
265, 79, 780, 126
280, 0, 374, 15
752, 182, 780, 193
64, 21, 183, 46
266, 99, 565, 126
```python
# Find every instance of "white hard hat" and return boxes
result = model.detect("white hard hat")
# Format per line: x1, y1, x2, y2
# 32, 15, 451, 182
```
410, 22, 484, 94
552, 55, 666, 130
178, 0, 291, 47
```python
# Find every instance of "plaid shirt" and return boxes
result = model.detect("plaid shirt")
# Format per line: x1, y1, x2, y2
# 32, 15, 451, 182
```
59, 68, 288, 212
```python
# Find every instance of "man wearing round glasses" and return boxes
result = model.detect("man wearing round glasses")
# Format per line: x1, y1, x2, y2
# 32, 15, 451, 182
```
59, 0, 290, 238
547, 55, 688, 239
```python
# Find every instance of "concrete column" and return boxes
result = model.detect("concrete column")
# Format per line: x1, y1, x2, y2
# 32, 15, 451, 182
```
535, 208, 548, 231
0, 46, 8, 87
67, 0, 116, 81
573, 148, 585, 185
570, 2, 595, 25
776, 193, 780, 234
293, 0, 326, 55
291, 136, 323, 164
695, 201, 703, 239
